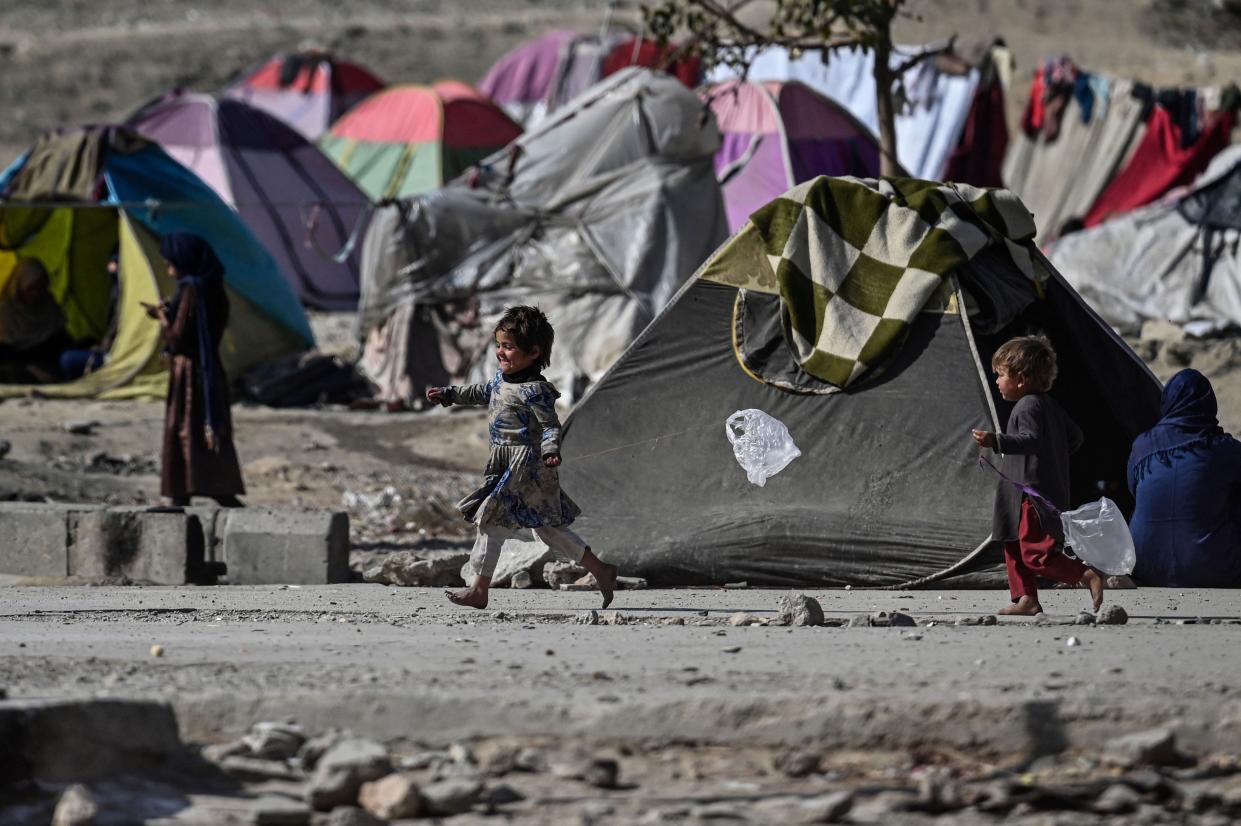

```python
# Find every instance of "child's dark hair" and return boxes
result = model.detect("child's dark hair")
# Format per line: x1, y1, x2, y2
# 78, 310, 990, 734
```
495, 305, 554, 370
992, 335, 1057, 393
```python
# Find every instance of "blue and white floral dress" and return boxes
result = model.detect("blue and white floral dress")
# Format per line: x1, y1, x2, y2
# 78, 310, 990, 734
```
442, 370, 581, 531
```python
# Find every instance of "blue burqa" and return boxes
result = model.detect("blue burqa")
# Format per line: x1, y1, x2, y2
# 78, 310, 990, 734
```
1127, 369, 1241, 587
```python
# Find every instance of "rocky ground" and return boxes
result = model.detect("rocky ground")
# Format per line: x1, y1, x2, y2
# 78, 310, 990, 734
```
4, 587, 1241, 823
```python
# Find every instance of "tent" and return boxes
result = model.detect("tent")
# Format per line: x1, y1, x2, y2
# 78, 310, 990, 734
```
705, 79, 884, 232
223, 51, 385, 140
708, 44, 979, 181
320, 81, 523, 201
129, 90, 372, 311
601, 37, 701, 88
1048, 146, 1241, 337
0, 126, 314, 399
356, 68, 728, 405
478, 29, 580, 126
557, 176, 1161, 587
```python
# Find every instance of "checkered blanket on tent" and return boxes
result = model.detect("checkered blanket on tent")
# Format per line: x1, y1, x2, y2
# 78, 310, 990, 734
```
748, 176, 1039, 387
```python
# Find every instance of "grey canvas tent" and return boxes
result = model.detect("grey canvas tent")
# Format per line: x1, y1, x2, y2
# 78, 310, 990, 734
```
356, 67, 728, 404
559, 180, 1162, 587
1048, 146, 1241, 337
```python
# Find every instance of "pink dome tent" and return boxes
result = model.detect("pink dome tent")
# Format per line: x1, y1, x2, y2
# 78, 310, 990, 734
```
705, 79, 885, 232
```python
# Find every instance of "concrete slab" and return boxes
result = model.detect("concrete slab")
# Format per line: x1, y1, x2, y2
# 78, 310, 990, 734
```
68, 507, 200, 585
0, 502, 84, 578
221, 508, 349, 585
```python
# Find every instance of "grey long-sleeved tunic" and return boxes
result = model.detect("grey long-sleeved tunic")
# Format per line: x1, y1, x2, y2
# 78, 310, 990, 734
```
990, 393, 1083, 543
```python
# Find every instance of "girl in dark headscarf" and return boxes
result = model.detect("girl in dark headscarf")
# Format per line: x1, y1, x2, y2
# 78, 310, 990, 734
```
0, 257, 70, 383
1127, 369, 1241, 586
145, 232, 245, 507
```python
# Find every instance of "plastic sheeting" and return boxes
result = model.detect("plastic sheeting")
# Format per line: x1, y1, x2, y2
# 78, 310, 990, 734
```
357, 68, 729, 404
1048, 146, 1241, 336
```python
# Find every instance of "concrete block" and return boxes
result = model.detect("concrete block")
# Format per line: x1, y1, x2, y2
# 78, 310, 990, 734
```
0, 502, 86, 578
222, 508, 350, 585
68, 507, 204, 585
0, 697, 186, 785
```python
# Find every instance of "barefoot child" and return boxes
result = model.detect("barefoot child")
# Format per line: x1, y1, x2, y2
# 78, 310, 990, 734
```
426, 305, 618, 609
971, 335, 1104, 616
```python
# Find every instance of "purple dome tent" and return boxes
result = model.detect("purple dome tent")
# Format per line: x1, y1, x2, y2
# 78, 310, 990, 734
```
130, 90, 371, 310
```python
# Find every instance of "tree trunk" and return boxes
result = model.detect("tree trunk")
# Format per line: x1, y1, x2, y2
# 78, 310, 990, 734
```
872, 34, 900, 178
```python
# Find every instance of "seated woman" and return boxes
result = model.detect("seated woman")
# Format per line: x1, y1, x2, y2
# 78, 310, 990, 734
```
0, 257, 69, 383
1128, 369, 1241, 587
59, 248, 120, 379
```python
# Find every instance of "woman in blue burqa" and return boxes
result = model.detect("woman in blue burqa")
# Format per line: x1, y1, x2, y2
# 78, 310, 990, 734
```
1128, 369, 1241, 586
145, 232, 245, 507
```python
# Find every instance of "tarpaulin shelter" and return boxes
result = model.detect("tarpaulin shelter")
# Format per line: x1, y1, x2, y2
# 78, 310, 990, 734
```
0, 126, 314, 399
558, 176, 1161, 587
705, 79, 884, 232
130, 90, 371, 310
708, 44, 980, 182
1049, 146, 1241, 337
320, 81, 522, 201
356, 68, 728, 405
223, 51, 385, 140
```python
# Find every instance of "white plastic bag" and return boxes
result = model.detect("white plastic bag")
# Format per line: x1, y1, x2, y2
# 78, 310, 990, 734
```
1060, 497, 1136, 575
725, 409, 801, 486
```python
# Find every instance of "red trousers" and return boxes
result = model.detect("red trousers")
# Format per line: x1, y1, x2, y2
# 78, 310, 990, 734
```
1004, 497, 1087, 602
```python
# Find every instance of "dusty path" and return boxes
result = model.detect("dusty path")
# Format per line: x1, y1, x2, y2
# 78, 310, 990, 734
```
3, 585, 1240, 755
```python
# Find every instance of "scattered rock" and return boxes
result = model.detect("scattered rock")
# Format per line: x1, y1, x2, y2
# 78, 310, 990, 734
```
63, 420, 100, 435
1096, 604, 1129, 625
775, 750, 821, 778
574, 610, 599, 625
51, 784, 98, 826
150, 644, 164, 657
617, 576, 648, 589
511, 570, 534, 589
811, 790, 854, 822
359, 772, 422, 819
203, 738, 249, 763
776, 593, 825, 627
491, 542, 556, 587
253, 795, 312, 826
1104, 728, 1188, 768
1075, 611, 1096, 625
543, 561, 587, 589
601, 611, 627, 626
307, 738, 394, 811
954, 615, 998, 626
298, 729, 349, 770
1066, 636, 1080, 647
548, 753, 619, 788
482, 784, 524, 808
244, 721, 307, 760
1094, 782, 1142, 814
420, 778, 483, 816
728, 612, 765, 627
220, 755, 305, 782
660, 617, 685, 626
363, 551, 469, 587
326, 807, 385, 826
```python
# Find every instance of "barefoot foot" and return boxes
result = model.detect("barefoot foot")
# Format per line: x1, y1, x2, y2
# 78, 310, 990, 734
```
997, 596, 1043, 616
596, 563, 617, 610
1081, 569, 1105, 612
445, 587, 488, 609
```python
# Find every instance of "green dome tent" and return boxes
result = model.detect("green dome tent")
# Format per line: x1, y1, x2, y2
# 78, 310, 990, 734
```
0, 126, 314, 399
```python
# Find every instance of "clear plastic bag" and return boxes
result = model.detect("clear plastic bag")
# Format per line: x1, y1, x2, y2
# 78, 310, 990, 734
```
725, 409, 801, 487
1060, 497, 1136, 575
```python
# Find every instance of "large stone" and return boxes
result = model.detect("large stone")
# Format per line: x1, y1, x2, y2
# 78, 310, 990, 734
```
1103, 728, 1185, 768
776, 593, 824, 627
420, 778, 483, 816
0, 502, 78, 578
243, 721, 307, 760
306, 739, 393, 811
1096, 604, 1129, 625
0, 697, 185, 784
543, 560, 587, 589
253, 795, 312, 826
219, 755, 304, 782
547, 752, 620, 788
223, 508, 350, 585
51, 784, 98, 826
359, 772, 422, 819
490, 539, 556, 587
327, 807, 386, 826
363, 551, 468, 587
69, 507, 207, 585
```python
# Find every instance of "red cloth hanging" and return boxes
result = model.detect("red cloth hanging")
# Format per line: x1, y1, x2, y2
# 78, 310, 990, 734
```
943, 78, 1009, 187
1084, 105, 1236, 227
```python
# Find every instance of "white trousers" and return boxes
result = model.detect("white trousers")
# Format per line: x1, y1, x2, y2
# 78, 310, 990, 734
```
470, 523, 588, 579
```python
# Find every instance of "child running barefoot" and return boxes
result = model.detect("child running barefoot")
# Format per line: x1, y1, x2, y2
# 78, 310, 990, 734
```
426, 306, 618, 610
971, 335, 1105, 616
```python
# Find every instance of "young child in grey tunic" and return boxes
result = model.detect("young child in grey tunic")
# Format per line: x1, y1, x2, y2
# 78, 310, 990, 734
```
427, 306, 618, 609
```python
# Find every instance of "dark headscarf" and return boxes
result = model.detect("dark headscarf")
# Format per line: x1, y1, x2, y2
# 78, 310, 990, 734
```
1128, 369, 1227, 489
161, 232, 227, 445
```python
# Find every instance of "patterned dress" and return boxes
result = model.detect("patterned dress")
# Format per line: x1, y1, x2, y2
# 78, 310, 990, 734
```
444, 371, 581, 530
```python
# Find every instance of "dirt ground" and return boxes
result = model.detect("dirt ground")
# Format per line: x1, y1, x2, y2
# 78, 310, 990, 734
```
3, 0, 1241, 166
